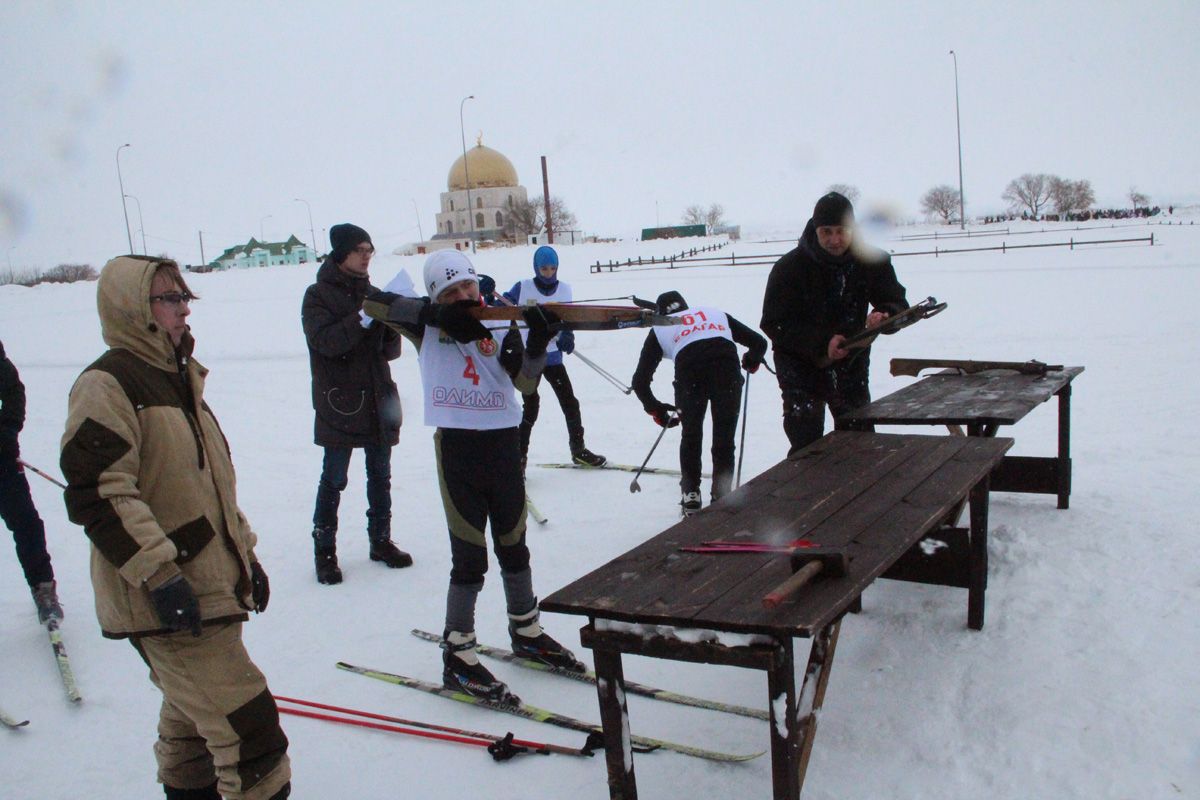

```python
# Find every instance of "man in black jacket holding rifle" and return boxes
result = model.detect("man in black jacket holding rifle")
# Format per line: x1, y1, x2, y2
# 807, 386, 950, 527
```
760, 192, 908, 456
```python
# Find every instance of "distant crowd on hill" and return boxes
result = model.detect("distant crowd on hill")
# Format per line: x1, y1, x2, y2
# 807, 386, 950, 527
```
982, 205, 1170, 225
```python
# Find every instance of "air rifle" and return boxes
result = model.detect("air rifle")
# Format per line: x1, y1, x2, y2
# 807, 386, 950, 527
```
890, 358, 1063, 377
816, 296, 946, 367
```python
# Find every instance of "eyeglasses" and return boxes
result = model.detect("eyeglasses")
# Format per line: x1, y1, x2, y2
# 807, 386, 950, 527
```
353, 245, 375, 256
149, 292, 195, 307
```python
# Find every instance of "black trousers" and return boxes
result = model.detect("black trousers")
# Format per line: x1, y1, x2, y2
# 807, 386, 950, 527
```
1, 457, 53, 586
520, 363, 584, 455
775, 350, 872, 457
674, 357, 743, 499
434, 427, 530, 587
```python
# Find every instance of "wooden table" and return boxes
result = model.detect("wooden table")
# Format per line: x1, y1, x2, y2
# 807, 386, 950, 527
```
842, 367, 1084, 508
541, 431, 1013, 800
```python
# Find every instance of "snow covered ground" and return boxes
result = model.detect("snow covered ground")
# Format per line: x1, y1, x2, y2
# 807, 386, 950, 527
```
1, 216, 1198, 798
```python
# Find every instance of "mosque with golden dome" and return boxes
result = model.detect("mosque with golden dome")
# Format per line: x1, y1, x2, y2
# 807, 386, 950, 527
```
433, 136, 528, 243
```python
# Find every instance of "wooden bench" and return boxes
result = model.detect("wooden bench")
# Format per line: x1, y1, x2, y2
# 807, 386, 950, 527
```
541, 431, 1013, 799
842, 365, 1084, 508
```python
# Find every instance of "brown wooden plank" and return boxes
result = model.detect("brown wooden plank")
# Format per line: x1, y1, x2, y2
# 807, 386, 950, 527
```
844, 367, 1083, 426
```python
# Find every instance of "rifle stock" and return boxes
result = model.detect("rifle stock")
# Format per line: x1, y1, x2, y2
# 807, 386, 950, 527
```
890, 358, 1063, 377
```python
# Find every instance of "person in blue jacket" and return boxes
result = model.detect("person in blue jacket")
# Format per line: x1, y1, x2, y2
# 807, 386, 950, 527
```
502, 246, 606, 468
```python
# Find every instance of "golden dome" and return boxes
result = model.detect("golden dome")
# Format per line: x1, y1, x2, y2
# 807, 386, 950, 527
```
448, 141, 519, 191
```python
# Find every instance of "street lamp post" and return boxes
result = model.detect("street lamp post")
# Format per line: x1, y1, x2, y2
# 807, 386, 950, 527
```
293, 198, 317, 256
260, 215, 272, 242
411, 198, 424, 242
125, 194, 146, 254
459, 95, 476, 253
116, 143, 133, 252
198, 231, 208, 267
950, 50, 966, 230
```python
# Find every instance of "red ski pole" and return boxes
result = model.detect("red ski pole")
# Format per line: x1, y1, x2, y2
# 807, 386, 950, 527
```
17, 459, 67, 490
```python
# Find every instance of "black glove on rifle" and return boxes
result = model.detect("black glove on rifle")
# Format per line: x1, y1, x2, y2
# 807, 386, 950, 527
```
646, 401, 680, 428
250, 561, 270, 613
499, 323, 523, 376
522, 306, 563, 358
150, 575, 203, 636
419, 299, 493, 344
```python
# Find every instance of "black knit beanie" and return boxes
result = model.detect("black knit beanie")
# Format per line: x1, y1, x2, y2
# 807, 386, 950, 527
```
656, 290, 687, 315
329, 223, 372, 263
812, 192, 854, 227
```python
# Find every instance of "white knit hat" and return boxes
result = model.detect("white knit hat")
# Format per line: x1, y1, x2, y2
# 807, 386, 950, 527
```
423, 250, 478, 300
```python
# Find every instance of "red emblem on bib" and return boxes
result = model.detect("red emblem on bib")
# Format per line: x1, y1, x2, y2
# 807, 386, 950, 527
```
477, 337, 498, 357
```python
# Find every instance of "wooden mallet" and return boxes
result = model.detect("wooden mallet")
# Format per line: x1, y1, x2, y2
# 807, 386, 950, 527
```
761, 548, 849, 609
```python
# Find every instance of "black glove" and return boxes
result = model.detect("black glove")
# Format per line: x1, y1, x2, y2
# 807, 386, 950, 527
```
0, 428, 18, 461
647, 401, 680, 428
522, 306, 563, 358
420, 299, 493, 344
150, 575, 203, 636
741, 352, 763, 374
250, 561, 270, 613
499, 324, 523, 375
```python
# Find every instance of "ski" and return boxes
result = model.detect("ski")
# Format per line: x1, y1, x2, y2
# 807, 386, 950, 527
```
410, 629, 768, 721
525, 494, 548, 525
336, 662, 765, 763
537, 462, 708, 478
47, 620, 82, 704
1, 706, 29, 729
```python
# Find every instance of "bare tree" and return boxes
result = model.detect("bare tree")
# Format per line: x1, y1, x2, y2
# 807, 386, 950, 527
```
704, 204, 725, 229
1049, 177, 1095, 217
920, 185, 962, 224
503, 195, 577, 240
1128, 186, 1149, 209
826, 184, 861, 204
681, 205, 705, 226
1002, 173, 1054, 218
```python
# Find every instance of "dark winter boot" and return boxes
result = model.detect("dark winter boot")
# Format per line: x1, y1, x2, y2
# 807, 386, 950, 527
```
32, 580, 63, 624
680, 491, 702, 517
508, 606, 586, 672
163, 781, 220, 799
442, 630, 519, 705
368, 515, 412, 568
312, 526, 342, 585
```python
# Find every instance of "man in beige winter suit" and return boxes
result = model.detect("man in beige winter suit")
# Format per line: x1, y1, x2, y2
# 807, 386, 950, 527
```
61, 255, 291, 800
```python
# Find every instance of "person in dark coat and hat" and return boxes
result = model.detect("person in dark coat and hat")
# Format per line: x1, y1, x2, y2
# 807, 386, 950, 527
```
760, 192, 909, 456
301, 223, 411, 584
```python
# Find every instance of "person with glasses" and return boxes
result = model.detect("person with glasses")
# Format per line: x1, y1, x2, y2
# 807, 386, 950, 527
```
0, 339, 63, 624
501, 245, 606, 469
61, 256, 291, 800
301, 223, 410, 585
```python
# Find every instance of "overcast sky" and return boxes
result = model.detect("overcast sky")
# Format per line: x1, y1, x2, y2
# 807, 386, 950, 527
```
2, 0, 1196, 269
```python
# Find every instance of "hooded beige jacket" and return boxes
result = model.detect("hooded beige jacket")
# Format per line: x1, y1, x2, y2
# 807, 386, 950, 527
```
61, 256, 257, 638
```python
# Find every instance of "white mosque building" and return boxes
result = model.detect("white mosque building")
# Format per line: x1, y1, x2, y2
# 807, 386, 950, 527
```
396, 137, 531, 255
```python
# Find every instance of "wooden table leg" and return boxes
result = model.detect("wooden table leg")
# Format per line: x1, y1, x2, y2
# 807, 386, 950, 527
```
1056, 384, 1072, 509
767, 637, 799, 800
968, 475, 991, 630
795, 619, 841, 797
593, 646, 637, 800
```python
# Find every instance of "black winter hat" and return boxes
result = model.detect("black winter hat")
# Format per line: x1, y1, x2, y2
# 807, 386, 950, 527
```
812, 192, 854, 227
656, 290, 687, 315
329, 223, 373, 263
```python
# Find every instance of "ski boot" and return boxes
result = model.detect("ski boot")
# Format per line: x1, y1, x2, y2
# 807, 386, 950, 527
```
508, 607, 586, 672
32, 580, 63, 624
571, 447, 607, 468
680, 491, 702, 517
442, 631, 519, 705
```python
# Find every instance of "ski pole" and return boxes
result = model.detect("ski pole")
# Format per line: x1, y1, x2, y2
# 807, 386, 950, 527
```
736, 370, 750, 488
630, 419, 674, 493
17, 459, 67, 490
572, 350, 632, 395
273, 695, 589, 759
